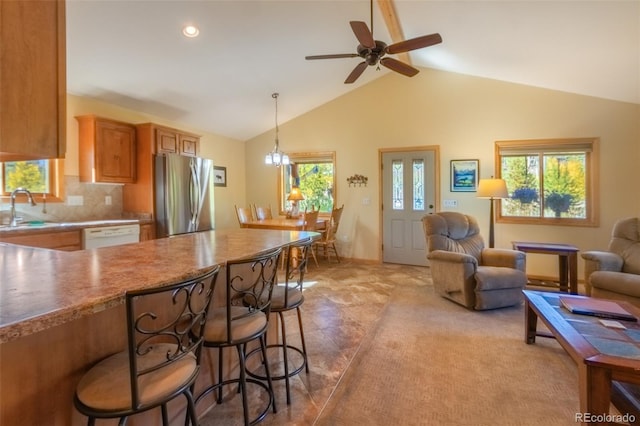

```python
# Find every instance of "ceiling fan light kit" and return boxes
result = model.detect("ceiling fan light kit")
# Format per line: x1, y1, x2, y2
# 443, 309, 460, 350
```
305, 1, 442, 84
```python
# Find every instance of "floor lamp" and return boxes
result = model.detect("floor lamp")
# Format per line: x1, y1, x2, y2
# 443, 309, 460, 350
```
477, 178, 508, 248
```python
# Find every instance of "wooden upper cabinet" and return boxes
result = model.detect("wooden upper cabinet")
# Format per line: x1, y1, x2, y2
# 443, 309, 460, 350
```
153, 126, 200, 157
122, 123, 200, 216
156, 128, 179, 155
76, 116, 137, 183
179, 134, 199, 157
0, 0, 66, 161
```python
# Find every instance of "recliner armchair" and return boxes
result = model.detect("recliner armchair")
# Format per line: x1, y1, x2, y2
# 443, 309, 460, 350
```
582, 217, 640, 307
422, 212, 527, 310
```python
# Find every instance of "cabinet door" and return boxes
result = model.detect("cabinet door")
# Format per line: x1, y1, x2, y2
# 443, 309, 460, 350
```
0, 230, 81, 251
0, 0, 66, 161
156, 128, 179, 154
179, 134, 199, 157
95, 120, 136, 183
139, 223, 155, 241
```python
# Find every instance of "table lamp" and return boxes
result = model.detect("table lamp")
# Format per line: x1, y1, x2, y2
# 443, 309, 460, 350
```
477, 177, 508, 248
287, 186, 305, 218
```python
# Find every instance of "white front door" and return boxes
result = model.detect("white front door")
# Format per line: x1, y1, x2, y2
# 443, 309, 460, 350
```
381, 149, 437, 266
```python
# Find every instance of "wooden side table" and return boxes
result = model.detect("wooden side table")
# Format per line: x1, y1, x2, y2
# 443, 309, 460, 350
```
512, 241, 580, 294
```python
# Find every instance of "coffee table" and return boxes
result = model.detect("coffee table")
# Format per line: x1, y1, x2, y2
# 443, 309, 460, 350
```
523, 290, 640, 423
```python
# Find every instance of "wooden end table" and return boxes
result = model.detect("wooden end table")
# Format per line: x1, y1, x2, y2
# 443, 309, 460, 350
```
512, 241, 579, 294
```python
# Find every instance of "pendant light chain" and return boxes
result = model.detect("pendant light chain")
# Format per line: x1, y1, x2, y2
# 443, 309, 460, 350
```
274, 92, 279, 147
265, 92, 290, 166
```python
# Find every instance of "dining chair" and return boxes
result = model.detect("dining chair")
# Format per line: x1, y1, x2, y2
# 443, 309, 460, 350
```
280, 209, 318, 270
302, 209, 320, 267
246, 238, 313, 404
235, 205, 254, 228
73, 266, 220, 426
196, 247, 282, 426
253, 204, 273, 221
314, 204, 344, 263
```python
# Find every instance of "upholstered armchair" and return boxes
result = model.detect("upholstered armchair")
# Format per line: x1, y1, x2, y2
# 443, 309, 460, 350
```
582, 217, 640, 307
422, 212, 527, 310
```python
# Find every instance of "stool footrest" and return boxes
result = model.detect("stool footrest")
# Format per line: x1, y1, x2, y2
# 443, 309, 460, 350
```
195, 378, 275, 425
245, 344, 307, 382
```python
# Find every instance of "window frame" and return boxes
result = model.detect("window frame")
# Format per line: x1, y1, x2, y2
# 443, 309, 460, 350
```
495, 138, 599, 227
0, 159, 65, 204
278, 151, 336, 216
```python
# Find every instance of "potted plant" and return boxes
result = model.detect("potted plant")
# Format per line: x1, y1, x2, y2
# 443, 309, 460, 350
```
512, 187, 538, 204
545, 192, 573, 217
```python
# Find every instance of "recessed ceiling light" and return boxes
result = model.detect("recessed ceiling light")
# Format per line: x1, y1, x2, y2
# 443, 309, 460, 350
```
182, 25, 199, 38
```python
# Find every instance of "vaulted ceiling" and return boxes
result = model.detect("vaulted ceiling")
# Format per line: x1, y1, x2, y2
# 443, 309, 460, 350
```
66, 0, 640, 141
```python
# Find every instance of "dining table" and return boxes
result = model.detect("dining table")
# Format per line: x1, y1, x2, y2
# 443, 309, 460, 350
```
244, 216, 327, 231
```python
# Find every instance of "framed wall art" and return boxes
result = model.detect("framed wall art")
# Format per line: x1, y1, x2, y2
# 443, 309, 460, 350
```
450, 159, 479, 192
214, 166, 227, 187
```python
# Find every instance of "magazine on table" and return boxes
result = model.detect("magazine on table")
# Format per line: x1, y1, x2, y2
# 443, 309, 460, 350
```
559, 296, 637, 322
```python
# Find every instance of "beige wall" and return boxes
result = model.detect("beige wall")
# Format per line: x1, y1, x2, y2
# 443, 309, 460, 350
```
66, 95, 245, 230
65, 67, 640, 279
245, 67, 640, 278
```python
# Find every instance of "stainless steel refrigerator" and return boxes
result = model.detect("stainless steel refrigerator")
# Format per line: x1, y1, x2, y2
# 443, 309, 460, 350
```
154, 154, 215, 238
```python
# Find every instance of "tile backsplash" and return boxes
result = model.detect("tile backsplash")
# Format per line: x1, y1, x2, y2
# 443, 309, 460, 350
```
0, 176, 125, 225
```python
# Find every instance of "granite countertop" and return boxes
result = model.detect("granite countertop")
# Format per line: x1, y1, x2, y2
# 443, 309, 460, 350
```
0, 218, 144, 236
0, 228, 316, 343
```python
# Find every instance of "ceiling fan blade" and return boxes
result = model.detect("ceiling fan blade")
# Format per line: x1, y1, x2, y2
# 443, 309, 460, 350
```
380, 57, 419, 77
349, 21, 375, 49
306, 53, 359, 60
386, 33, 442, 54
344, 62, 368, 84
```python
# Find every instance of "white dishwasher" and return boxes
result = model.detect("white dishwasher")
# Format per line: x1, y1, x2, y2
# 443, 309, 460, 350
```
82, 224, 140, 249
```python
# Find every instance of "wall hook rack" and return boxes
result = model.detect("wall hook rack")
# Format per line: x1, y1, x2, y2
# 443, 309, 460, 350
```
347, 174, 368, 187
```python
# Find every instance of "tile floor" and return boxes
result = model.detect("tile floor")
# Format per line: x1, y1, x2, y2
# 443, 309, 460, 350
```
199, 259, 430, 425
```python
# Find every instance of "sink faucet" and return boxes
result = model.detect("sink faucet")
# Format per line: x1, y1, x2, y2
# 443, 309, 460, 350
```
10, 188, 37, 227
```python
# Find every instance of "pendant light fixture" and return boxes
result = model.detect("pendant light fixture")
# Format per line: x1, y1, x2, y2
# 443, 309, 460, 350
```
264, 92, 290, 167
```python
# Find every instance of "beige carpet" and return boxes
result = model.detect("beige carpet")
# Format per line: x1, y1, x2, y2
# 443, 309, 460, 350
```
314, 274, 581, 426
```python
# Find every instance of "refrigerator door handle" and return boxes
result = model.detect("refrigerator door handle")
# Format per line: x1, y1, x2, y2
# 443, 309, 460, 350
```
189, 160, 200, 232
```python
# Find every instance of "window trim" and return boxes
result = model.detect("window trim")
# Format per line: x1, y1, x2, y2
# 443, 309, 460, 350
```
495, 138, 599, 227
277, 151, 336, 216
0, 159, 65, 204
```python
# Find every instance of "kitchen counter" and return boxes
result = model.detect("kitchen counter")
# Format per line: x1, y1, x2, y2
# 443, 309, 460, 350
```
0, 228, 316, 425
0, 218, 141, 236
0, 228, 313, 343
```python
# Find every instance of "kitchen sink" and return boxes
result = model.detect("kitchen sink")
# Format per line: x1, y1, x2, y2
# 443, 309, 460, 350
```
0, 221, 64, 229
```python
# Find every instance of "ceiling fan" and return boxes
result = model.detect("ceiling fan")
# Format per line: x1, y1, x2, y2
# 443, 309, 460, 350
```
305, 0, 442, 84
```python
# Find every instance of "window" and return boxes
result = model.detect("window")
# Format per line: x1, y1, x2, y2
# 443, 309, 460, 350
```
391, 158, 425, 211
1, 159, 64, 202
278, 152, 336, 214
392, 160, 403, 209
496, 138, 599, 226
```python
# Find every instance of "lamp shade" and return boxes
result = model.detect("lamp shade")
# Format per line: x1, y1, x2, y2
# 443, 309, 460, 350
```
287, 186, 305, 201
477, 178, 508, 199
